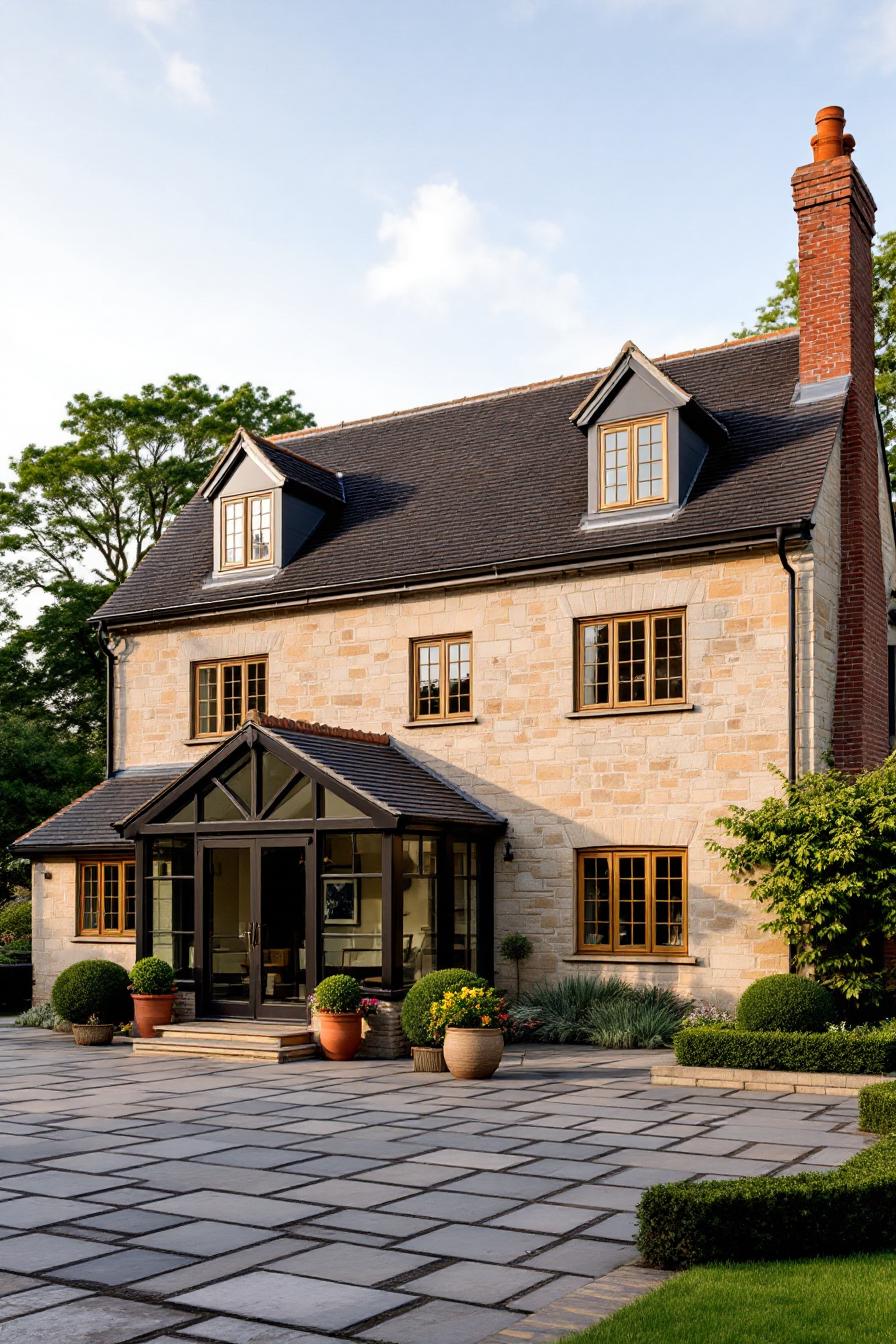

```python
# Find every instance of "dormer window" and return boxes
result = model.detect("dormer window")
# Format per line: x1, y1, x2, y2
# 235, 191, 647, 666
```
599, 416, 667, 510
221, 492, 273, 570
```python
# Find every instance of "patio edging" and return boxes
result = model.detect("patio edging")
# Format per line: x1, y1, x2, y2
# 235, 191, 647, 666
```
479, 1262, 673, 1344
651, 1063, 895, 1095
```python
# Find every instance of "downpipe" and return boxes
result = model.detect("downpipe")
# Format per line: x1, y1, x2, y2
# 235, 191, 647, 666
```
96, 623, 116, 778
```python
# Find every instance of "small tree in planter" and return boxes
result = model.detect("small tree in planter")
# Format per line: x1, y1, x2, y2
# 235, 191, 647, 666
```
710, 757, 896, 1015
430, 984, 508, 1080
50, 960, 130, 1046
499, 932, 533, 1000
312, 975, 378, 1061
400, 968, 486, 1071
129, 957, 177, 1039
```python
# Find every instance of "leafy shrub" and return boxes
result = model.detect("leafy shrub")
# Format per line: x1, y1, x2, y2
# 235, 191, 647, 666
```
129, 957, 175, 995
51, 960, 131, 1025
499, 933, 533, 999
637, 1134, 896, 1269
14, 1001, 57, 1029
859, 1081, 896, 1134
401, 968, 486, 1046
511, 976, 690, 1048
737, 974, 836, 1032
674, 1026, 896, 1074
0, 901, 31, 943
589, 989, 690, 1048
429, 984, 505, 1036
683, 1002, 735, 1028
313, 974, 361, 1014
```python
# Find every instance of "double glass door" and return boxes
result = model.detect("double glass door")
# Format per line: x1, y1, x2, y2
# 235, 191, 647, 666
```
202, 838, 310, 1020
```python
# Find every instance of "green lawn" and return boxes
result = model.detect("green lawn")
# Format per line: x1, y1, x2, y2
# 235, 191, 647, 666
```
563, 1255, 896, 1343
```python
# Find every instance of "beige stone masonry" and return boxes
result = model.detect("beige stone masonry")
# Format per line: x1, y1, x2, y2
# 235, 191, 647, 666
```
652, 1062, 894, 1096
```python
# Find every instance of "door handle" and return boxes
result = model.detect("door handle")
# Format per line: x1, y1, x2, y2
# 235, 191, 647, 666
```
253, 921, 261, 947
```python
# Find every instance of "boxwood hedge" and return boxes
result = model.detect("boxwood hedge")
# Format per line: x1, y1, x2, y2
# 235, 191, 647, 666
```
674, 1026, 896, 1075
859, 1080, 896, 1135
637, 1077, 896, 1269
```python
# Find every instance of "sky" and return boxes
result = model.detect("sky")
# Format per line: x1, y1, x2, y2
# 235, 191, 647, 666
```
1, 0, 895, 472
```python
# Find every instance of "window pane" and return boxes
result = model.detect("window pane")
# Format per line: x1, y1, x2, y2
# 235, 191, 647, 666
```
617, 855, 647, 948
616, 619, 647, 704
603, 428, 630, 505
103, 863, 120, 933
321, 871, 382, 989
416, 643, 441, 717
268, 773, 314, 820
261, 750, 295, 811
222, 663, 243, 732
581, 622, 610, 706
653, 614, 684, 702
403, 836, 437, 983
636, 421, 664, 500
223, 499, 244, 565
124, 863, 136, 932
247, 661, 267, 715
321, 788, 367, 820
447, 640, 471, 715
161, 795, 197, 823
147, 839, 195, 980
654, 854, 684, 947
453, 840, 477, 970
249, 495, 272, 562
80, 865, 99, 932
197, 666, 218, 735
220, 756, 251, 814
581, 855, 611, 947
201, 783, 243, 821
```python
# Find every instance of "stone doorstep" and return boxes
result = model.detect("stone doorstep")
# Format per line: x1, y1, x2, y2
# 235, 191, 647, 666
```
652, 1064, 896, 1096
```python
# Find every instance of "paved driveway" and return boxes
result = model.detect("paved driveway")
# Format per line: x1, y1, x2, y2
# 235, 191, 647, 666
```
0, 1027, 871, 1344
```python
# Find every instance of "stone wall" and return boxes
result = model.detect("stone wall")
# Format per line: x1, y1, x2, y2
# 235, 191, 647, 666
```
101, 548, 814, 1009
31, 860, 136, 1003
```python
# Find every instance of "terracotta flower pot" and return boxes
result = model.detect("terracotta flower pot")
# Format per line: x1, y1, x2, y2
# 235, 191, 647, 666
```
412, 1045, 447, 1073
443, 1026, 504, 1080
318, 1011, 363, 1061
131, 992, 177, 1039
72, 1022, 114, 1046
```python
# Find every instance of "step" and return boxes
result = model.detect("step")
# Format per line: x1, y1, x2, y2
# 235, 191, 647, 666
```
155, 1023, 313, 1047
132, 1037, 318, 1063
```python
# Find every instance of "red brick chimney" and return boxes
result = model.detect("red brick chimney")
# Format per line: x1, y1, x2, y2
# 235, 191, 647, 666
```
792, 106, 888, 771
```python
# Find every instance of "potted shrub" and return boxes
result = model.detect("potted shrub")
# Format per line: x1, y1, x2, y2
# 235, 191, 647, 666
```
400, 968, 486, 1072
129, 957, 177, 1038
430, 984, 508, 1080
50, 959, 131, 1046
312, 974, 378, 1061
499, 932, 533, 1001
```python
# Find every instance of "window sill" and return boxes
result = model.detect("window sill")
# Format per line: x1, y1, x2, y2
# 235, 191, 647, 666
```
566, 703, 694, 720
184, 736, 227, 746
563, 953, 697, 966
402, 717, 479, 729
72, 935, 136, 944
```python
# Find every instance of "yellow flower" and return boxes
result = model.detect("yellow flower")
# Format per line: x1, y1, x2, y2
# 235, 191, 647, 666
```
481, 1015, 491, 1025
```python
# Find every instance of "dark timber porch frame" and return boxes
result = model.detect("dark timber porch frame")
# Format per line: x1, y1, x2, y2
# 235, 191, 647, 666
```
119, 720, 504, 1013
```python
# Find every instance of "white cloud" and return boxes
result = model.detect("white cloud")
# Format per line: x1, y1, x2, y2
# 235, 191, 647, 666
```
165, 52, 211, 107
117, 0, 191, 27
510, 0, 821, 32
852, 0, 896, 72
365, 181, 585, 335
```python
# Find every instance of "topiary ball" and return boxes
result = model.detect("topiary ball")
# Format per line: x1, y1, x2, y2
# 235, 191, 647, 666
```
129, 957, 175, 996
314, 974, 362, 1014
736, 974, 836, 1033
51, 960, 131, 1026
401, 968, 486, 1046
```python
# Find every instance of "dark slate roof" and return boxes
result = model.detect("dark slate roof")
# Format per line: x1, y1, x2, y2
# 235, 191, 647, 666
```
245, 432, 346, 504
95, 331, 844, 627
259, 721, 504, 828
13, 767, 189, 854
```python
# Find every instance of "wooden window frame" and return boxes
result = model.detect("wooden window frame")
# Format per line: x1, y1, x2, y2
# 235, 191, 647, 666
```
598, 415, 668, 511
574, 609, 686, 713
192, 656, 268, 739
410, 634, 473, 723
220, 491, 275, 570
576, 848, 687, 956
77, 857, 137, 937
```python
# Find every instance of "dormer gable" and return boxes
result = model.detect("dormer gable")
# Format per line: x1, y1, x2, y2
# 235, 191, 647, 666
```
571, 341, 727, 530
200, 428, 344, 582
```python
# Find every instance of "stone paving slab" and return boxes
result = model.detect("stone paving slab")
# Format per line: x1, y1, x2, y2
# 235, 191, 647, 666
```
0, 1029, 873, 1344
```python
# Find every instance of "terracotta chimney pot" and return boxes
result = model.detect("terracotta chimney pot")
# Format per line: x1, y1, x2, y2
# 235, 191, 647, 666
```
810, 105, 855, 161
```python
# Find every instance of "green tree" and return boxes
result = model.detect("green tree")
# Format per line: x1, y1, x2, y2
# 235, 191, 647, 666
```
0, 374, 314, 594
734, 231, 896, 474
708, 759, 896, 1012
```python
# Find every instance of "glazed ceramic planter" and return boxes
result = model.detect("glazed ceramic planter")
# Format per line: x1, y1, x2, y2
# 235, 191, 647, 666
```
131, 992, 177, 1039
443, 1026, 504, 1080
72, 1022, 114, 1046
318, 1011, 363, 1061
412, 1045, 447, 1073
